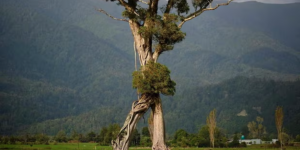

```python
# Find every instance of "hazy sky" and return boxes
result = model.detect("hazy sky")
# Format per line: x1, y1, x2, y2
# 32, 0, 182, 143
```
217, 0, 300, 4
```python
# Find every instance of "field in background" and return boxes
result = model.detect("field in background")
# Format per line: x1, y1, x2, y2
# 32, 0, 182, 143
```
1, 143, 300, 150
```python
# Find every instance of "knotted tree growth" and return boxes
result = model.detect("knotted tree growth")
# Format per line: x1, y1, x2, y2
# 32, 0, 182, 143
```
97, 0, 233, 150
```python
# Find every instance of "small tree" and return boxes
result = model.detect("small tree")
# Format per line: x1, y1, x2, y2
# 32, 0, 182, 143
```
173, 129, 189, 147
275, 106, 284, 150
207, 109, 216, 148
247, 116, 266, 139
141, 127, 151, 147
142, 127, 150, 137
99, 127, 108, 145
35, 133, 49, 144
55, 130, 67, 143
130, 129, 141, 146
98, 124, 121, 146
228, 134, 240, 148
87, 131, 96, 142
198, 126, 210, 147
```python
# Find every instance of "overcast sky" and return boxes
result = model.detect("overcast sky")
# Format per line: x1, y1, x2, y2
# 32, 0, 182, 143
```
216, 0, 300, 4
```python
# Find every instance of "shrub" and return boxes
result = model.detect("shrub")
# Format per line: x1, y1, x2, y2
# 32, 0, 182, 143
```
240, 142, 247, 147
132, 61, 176, 96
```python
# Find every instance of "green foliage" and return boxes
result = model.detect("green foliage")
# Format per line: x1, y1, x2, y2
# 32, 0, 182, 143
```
140, 136, 152, 147
98, 124, 121, 146
55, 130, 67, 143
240, 142, 247, 147
0, 143, 111, 150
34, 133, 49, 144
173, 0, 190, 15
198, 126, 210, 147
132, 61, 176, 96
296, 135, 300, 142
142, 127, 150, 137
172, 129, 189, 147
170, 127, 228, 147
87, 131, 96, 142
70, 130, 79, 141
228, 134, 240, 147
140, 127, 151, 147
139, 14, 186, 52
192, 0, 211, 11
247, 116, 267, 139
130, 129, 141, 146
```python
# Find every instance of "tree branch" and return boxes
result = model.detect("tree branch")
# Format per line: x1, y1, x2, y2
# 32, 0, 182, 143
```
138, 0, 149, 5
150, 0, 159, 16
118, 0, 131, 10
164, 0, 174, 14
178, 0, 234, 28
117, 0, 140, 17
97, 9, 129, 22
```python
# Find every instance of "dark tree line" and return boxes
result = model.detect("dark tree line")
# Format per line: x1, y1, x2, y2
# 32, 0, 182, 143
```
2, 124, 300, 147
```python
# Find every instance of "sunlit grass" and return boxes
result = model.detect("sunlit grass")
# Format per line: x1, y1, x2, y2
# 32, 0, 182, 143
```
0, 144, 299, 150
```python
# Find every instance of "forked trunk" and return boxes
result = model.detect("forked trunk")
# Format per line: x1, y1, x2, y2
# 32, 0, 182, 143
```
111, 94, 168, 150
112, 21, 168, 150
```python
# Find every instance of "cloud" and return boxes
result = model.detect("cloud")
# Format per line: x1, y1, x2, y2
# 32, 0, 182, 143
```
219, 0, 300, 4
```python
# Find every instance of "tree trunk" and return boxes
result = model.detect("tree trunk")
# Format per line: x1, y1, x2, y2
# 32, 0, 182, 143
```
112, 94, 155, 150
112, 20, 168, 150
151, 96, 168, 150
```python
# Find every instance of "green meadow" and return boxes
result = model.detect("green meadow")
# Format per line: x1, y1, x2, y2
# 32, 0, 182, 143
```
0, 143, 104, 150
1, 143, 300, 150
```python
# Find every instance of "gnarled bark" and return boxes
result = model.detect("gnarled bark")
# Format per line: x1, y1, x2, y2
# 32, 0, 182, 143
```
111, 94, 157, 150
112, 21, 169, 150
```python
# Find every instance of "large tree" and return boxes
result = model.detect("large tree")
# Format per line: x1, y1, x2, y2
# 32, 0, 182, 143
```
97, 0, 233, 150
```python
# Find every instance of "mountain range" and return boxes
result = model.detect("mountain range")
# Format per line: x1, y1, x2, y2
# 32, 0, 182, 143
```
0, 0, 300, 137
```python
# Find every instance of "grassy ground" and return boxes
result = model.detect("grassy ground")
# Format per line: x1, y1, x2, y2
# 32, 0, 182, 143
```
0, 144, 300, 150
0, 143, 109, 150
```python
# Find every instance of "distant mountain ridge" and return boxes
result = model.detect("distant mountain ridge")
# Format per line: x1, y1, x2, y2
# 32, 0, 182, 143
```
0, 0, 299, 136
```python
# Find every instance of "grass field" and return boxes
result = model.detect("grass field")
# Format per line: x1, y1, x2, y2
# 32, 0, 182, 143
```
1, 143, 300, 150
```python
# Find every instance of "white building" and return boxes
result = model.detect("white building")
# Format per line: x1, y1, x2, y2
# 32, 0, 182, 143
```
272, 139, 278, 144
239, 139, 262, 145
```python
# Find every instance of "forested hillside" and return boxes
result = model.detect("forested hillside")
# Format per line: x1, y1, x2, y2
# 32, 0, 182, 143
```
0, 0, 300, 136
23, 77, 300, 136
0, 0, 134, 135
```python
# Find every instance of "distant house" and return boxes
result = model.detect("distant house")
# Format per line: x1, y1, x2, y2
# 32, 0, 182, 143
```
272, 139, 278, 144
239, 139, 262, 145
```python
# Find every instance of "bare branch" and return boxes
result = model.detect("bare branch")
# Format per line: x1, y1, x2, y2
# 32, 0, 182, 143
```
117, 0, 140, 17
118, 0, 131, 9
138, 0, 149, 5
97, 9, 129, 22
178, 0, 234, 28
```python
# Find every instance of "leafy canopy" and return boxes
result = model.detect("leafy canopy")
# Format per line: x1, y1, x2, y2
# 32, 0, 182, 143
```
118, 0, 215, 54
132, 61, 176, 96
